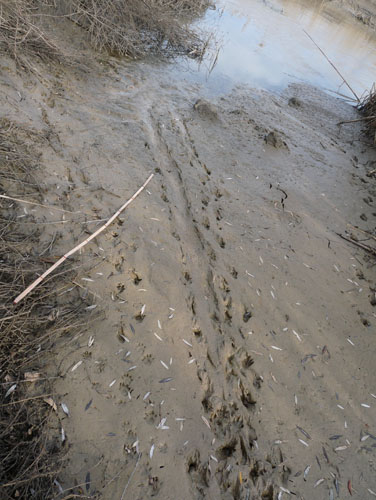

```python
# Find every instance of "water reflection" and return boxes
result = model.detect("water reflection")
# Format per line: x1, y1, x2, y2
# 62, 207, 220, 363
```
179, 0, 376, 97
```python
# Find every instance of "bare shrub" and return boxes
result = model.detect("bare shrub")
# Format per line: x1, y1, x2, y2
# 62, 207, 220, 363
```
0, 1, 62, 66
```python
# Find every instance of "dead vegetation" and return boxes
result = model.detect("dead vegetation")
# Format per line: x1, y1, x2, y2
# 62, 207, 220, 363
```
358, 84, 376, 144
0, 1, 62, 67
0, 120, 91, 499
0, 0, 213, 66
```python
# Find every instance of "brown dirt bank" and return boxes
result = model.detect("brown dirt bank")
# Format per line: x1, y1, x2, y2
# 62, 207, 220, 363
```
1, 4, 376, 499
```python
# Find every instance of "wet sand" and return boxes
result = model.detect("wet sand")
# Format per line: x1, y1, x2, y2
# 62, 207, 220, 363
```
1, 5, 376, 499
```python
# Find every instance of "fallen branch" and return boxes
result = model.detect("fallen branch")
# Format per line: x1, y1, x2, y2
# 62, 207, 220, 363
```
14, 173, 154, 304
337, 233, 376, 256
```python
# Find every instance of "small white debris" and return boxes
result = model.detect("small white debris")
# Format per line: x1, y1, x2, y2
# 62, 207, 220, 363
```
299, 439, 309, 447
61, 403, 70, 416
303, 465, 311, 479
61, 427, 66, 443
271, 346, 282, 351
88, 336, 95, 347
188, 358, 196, 364
150, 444, 155, 459
182, 339, 193, 347
86, 304, 97, 310
334, 446, 348, 451
154, 332, 163, 341
5, 384, 17, 398
54, 479, 63, 494
156, 417, 167, 429
71, 360, 83, 372
210, 455, 218, 463
337, 405, 344, 410
361, 403, 370, 408
109, 379, 117, 387
158, 320, 162, 329
292, 330, 302, 342
314, 478, 324, 488
202, 416, 211, 429
347, 338, 355, 346
143, 392, 151, 400
160, 360, 169, 370
141, 304, 146, 316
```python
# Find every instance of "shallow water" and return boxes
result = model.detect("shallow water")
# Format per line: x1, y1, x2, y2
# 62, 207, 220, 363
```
177, 0, 376, 97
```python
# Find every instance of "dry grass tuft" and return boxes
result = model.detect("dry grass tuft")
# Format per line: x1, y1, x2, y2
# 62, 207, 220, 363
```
0, 120, 91, 499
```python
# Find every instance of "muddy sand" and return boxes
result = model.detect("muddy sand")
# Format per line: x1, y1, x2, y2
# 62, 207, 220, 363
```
1, 24, 376, 500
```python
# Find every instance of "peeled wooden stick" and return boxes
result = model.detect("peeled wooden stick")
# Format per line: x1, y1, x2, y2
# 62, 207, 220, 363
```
14, 173, 154, 304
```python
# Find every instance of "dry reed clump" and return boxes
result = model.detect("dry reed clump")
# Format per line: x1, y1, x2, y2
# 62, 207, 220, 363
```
0, 0, 213, 64
0, 1, 62, 67
358, 84, 376, 144
62, 0, 212, 59
0, 120, 90, 499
